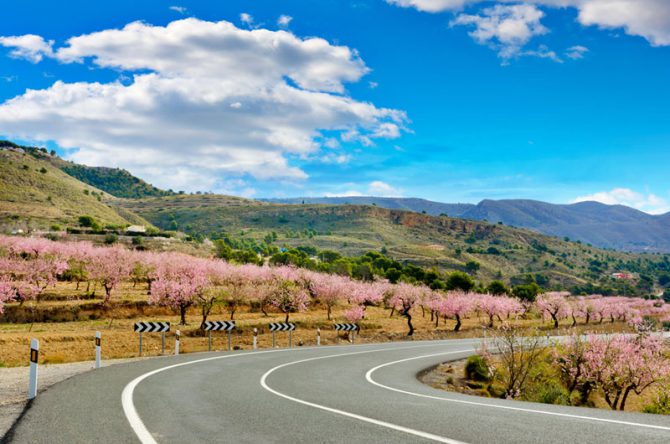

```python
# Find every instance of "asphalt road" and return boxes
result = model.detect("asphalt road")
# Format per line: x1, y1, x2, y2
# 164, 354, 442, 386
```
4, 338, 670, 443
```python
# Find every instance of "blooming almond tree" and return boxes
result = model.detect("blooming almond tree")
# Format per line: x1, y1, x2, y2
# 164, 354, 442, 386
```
389, 282, 425, 336
537, 292, 570, 329
269, 280, 310, 322
344, 305, 365, 323
88, 247, 133, 304
0, 275, 15, 314
438, 292, 475, 331
309, 274, 347, 320
150, 256, 210, 325
582, 334, 670, 410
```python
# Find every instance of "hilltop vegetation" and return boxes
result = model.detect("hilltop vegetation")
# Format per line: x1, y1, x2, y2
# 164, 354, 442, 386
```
117, 196, 670, 296
0, 148, 148, 230
57, 163, 174, 199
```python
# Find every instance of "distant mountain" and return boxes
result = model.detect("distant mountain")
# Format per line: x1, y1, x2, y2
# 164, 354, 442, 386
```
262, 196, 670, 252
459, 199, 670, 252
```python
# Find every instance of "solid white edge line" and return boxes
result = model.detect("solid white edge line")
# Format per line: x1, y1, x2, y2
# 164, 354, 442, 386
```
259, 347, 473, 444
365, 352, 670, 433
121, 340, 478, 443
122, 348, 299, 444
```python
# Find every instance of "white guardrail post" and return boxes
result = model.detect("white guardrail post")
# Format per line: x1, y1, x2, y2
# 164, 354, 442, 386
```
175, 330, 180, 355
317, 328, 321, 346
95, 331, 101, 369
253, 328, 258, 350
28, 339, 39, 399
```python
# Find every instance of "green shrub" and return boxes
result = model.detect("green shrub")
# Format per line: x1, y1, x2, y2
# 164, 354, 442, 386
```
104, 233, 118, 244
536, 381, 570, 405
465, 355, 491, 382
643, 391, 670, 415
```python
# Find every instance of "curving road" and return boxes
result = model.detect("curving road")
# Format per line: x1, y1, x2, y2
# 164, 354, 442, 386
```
5, 338, 670, 443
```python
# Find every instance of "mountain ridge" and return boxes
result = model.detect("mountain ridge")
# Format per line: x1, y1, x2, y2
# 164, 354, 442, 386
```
264, 196, 670, 252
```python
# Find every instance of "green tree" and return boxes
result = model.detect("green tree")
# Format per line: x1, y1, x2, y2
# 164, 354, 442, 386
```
465, 261, 481, 275
513, 283, 541, 302
487, 280, 509, 295
446, 271, 475, 292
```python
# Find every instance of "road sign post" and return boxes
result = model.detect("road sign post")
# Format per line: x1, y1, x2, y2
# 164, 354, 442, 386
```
334, 324, 359, 344
269, 323, 296, 348
28, 339, 39, 399
201, 321, 235, 351
161, 332, 166, 355
95, 331, 101, 369
134, 322, 171, 357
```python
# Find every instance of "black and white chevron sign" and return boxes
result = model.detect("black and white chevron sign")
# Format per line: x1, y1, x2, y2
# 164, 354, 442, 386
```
134, 321, 170, 333
334, 323, 359, 332
269, 322, 296, 332
202, 320, 236, 331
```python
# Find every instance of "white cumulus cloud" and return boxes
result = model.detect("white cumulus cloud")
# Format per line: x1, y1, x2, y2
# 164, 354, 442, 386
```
277, 15, 293, 28
572, 188, 670, 214
450, 4, 552, 61
0, 34, 54, 63
388, 0, 670, 48
0, 19, 406, 193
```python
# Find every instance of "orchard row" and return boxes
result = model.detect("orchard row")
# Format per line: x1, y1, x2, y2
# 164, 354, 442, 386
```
1, 236, 668, 335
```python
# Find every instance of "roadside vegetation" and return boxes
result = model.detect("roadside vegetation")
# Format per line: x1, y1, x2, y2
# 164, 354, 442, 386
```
426, 326, 670, 415
1, 235, 669, 369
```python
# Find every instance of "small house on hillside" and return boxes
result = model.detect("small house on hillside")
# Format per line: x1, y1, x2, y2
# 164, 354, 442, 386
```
126, 225, 146, 234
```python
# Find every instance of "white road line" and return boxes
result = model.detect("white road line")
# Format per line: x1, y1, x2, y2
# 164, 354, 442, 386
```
260, 347, 473, 444
365, 352, 670, 433
121, 340, 477, 443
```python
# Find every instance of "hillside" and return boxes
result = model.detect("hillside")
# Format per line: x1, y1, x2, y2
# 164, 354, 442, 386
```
0, 148, 150, 230
264, 196, 670, 252
116, 196, 670, 292
264, 196, 475, 217
56, 162, 174, 199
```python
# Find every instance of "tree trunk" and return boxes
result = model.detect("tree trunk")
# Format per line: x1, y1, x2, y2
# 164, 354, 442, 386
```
551, 314, 559, 329
488, 314, 494, 328
571, 314, 577, 327
285, 312, 290, 323
620, 387, 633, 411
180, 305, 187, 325
401, 307, 414, 336
435, 313, 439, 327
454, 314, 462, 332
327, 305, 331, 321
585, 313, 590, 324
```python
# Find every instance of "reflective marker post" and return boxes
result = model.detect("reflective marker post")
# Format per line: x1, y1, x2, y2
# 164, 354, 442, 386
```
317, 328, 321, 346
253, 328, 258, 350
175, 330, 180, 355
28, 339, 39, 400
95, 331, 101, 369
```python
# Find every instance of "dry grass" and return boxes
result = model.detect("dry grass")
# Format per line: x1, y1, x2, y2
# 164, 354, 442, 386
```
0, 282, 638, 367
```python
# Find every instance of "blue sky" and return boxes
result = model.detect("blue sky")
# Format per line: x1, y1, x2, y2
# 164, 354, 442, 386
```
1, 0, 669, 213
